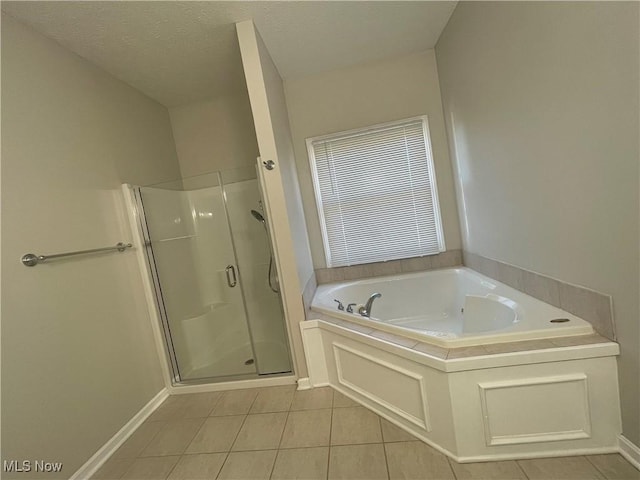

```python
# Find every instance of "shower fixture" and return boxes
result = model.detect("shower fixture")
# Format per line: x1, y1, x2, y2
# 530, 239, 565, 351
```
251, 210, 266, 223
251, 209, 279, 293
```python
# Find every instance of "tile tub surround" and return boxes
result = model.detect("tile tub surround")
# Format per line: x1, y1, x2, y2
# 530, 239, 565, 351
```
91, 386, 639, 480
302, 272, 318, 318
463, 251, 616, 340
314, 249, 463, 284
313, 250, 614, 340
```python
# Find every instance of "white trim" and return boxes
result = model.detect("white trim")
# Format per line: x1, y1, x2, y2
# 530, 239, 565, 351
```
70, 388, 169, 480
455, 445, 619, 464
333, 342, 431, 431
167, 375, 297, 395
331, 380, 619, 464
121, 184, 175, 389
618, 435, 640, 470
478, 374, 591, 446
297, 378, 312, 390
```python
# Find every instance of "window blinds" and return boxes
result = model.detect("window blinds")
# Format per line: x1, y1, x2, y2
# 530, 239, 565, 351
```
307, 116, 445, 267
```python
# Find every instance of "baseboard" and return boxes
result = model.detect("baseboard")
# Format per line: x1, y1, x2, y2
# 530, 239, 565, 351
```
456, 446, 619, 464
619, 435, 640, 470
70, 388, 169, 480
297, 377, 312, 390
168, 374, 297, 394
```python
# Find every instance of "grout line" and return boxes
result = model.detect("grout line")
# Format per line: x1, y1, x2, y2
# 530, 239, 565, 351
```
584, 455, 610, 480
274, 444, 332, 451
128, 420, 169, 459
515, 459, 530, 479
445, 456, 459, 480
327, 400, 334, 479
326, 440, 392, 447
205, 390, 225, 416
164, 455, 182, 479
269, 409, 290, 479
214, 389, 261, 480
382, 441, 391, 480
274, 407, 291, 451
214, 453, 230, 480
181, 417, 207, 455
224, 392, 259, 455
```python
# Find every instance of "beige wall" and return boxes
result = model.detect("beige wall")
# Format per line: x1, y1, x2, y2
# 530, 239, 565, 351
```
436, 2, 639, 445
284, 50, 462, 269
1, 15, 181, 477
169, 92, 260, 178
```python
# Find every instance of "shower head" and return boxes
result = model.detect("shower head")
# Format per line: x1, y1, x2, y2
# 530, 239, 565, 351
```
250, 210, 265, 223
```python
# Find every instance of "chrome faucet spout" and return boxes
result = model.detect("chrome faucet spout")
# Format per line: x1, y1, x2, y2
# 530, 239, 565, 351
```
359, 292, 382, 317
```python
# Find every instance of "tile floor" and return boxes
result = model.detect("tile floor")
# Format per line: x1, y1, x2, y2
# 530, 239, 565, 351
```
92, 386, 640, 480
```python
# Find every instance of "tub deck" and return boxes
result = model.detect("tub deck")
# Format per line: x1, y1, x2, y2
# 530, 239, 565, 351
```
308, 312, 616, 365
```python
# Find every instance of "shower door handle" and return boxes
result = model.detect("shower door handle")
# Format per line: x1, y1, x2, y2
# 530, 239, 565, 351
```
225, 265, 237, 288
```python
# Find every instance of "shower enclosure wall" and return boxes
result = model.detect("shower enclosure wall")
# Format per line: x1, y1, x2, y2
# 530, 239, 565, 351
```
129, 167, 292, 383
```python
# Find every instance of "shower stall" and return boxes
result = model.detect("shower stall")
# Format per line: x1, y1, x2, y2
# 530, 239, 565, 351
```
126, 166, 292, 383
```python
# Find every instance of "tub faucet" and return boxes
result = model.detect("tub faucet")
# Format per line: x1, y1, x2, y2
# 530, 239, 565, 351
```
359, 293, 382, 317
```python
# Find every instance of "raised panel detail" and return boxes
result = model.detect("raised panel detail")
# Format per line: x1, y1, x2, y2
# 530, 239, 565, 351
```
333, 342, 431, 431
479, 374, 591, 446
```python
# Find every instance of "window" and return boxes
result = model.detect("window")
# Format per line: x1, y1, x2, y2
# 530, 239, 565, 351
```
306, 116, 445, 267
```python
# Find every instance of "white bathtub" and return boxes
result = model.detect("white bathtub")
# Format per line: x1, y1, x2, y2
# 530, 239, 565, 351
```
311, 267, 594, 347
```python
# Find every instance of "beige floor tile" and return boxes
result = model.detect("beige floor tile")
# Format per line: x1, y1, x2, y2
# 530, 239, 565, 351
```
380, 418, 417, 442
141, 418, 204, 457
331, 406, 382, 445
587, 454, 640, 480
291, 387, 334, 411
91, 457, 135, 479
328, 443, 388, 480
179, 392, 223, 418
147, 396, 190, 422
271, 447, 329, 480
112, 421, 165, 459
211, 389, 259, 416
250, 385, 295, 413
167, 453, 227, 479
280, 409, 332, 449
217, 450, 277, 480
450, 460, 527, 479
232, 412, 288, 451
121, 456, 180, 480
385, 441, 454, 480
518, 456, 606, 480
185, 415, 245, 454
332, 390, 359, 408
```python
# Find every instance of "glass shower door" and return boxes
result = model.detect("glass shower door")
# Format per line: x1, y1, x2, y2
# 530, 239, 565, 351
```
221, 167, 292, 375
136, 181, 257, 382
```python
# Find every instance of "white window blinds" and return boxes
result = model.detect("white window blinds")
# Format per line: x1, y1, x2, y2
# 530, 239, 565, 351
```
307, 116, 445, 267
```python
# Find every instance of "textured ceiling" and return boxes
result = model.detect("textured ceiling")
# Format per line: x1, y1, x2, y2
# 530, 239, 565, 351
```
1, 1, 457, 107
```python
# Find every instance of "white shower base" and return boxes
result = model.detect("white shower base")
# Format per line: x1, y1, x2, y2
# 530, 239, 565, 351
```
182, 344, 255, 380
